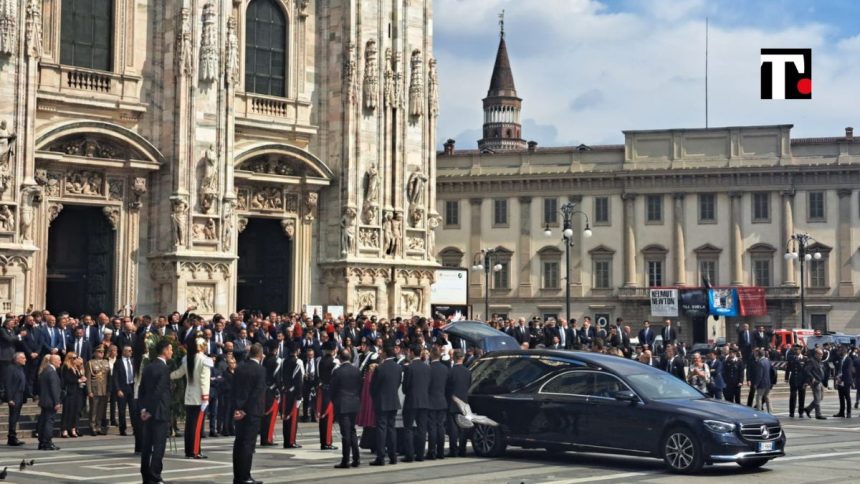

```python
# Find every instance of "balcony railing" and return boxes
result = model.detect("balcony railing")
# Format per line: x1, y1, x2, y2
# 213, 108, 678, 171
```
617, 287, 650, 299
65, 68, 112, 93
250, 95, 289, 117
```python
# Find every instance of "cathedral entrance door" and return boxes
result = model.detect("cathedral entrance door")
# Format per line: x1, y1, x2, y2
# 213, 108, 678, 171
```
46, 205, 116, 316
237, 218, 292, 313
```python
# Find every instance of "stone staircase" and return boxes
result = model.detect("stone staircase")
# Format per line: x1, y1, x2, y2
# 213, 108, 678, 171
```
0, 401, 95, 437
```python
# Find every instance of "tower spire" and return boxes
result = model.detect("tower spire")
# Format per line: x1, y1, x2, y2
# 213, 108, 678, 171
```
478, 17, 526, 153
499, 9, 505, 38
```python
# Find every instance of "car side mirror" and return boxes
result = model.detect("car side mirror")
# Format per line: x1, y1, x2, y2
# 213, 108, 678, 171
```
613, 390, 638, 402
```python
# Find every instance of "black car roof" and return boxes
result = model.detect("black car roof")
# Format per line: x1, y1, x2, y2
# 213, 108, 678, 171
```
481, 349, 656, 374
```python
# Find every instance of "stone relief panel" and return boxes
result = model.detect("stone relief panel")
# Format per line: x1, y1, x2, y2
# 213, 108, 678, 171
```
238, 156, 306, 176
406, 231, 425, 252
0, 204, 15, 232
355, 287, 377, 313
65, 170, 104, 196
401, 288, 422, 316
186, 283, 215, 313
192, 218, 218, 242
358, 227, 380, 250
285, 193, 299, 213
236, 187, 250, 210
250, 186, 283, 211
46, 136, 143, 160
108, 179, 124, 201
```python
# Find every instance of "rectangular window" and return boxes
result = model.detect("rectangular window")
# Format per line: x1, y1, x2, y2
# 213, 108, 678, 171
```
699, 260, 717, 285
594, 197, 610, 225
444, 200, 459, 227
752, 193, 770, 222
493, 199, 508, 226
808, 191, 825, 220
543, 198, 558, 225
809, 259, 826, 288
647, 260, 663, 287
753, 259, 771, 287
542, 313, 559, 322
810, 314, 828, 332
593, 260, 611, 289
646, 195, 663, 223
543, 261, 560, 289
493, 261, 510, 289
699, 194, 716, 222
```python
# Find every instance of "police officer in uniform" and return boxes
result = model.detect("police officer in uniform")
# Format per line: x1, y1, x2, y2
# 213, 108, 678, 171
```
280, 346, 304, 449
331, 350, 362, 468
259, 341, 280, 446
317, 342, 338, 450
785, 345, 807, 418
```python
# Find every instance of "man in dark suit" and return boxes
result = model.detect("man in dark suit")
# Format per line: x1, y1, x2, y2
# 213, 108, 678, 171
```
232, 343, 266, 484
446, 349, 471, 457
331, 350, 362, 468
370, 345, 402, 466
402, 345, 431, 462
510, 318, 529, 345
638, 321, 655, 349
427, 347, 450, 460
113, 345, 137, 438
37, 354, 62, 450
21, 318, 41, 398
70, 326, 93, 363
660, 345, 686, 380
0, 317, 19, 399
661, 319, 677, 347
579, 320, 595, 347
706, 350, 725, 399
834, 345, 855, 418
753, 326, 769, 349
723, 349, 745, 404
139, 339, 173, 484
5, 352, 26, 446
737, 323, 753, 358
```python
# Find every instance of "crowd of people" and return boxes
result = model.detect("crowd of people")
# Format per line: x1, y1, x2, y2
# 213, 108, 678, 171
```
2, 308, 860, 482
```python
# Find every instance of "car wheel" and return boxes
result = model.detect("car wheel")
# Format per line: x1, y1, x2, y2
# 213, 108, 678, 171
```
662, 427, 703, 474
472, 424, 506, 457
737, 458, 769, 470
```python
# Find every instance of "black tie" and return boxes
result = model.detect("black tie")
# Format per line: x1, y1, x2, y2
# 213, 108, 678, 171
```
76, 339, 82, 356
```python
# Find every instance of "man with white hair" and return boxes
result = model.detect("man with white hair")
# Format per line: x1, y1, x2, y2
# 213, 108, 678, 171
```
5, 352, 26, 446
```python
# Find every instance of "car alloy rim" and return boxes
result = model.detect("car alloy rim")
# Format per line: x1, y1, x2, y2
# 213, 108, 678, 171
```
665, 433, 694, 469
475, 425, 495, 454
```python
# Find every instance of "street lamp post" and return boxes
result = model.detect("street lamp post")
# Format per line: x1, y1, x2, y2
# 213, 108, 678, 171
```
471, 248, 503, 321
544, 201, 592, 324
784, 232, 821, 330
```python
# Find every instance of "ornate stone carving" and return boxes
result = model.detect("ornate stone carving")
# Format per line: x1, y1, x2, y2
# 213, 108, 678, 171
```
298, 0, 309, 19
176, 8, 193, 77
236, 216, 248, 233
0, 204, 14, 231
193, 218, 218, 241
427, 214, 440, 258
355, 288, 377, 312
285, 193, 299, 213
407, 234, 425, 251
24, 0, 41, 58
171, 197, 189, 247
130, 176, 147, 209
364, 162, 380, 205
343, 42, 358, 105
222, 199, 235, 251
186, 284, 215, 313
225, 17, 239, 85
250, 186, 283, 211
406, 168, 427, 206
401, 289, 422, 316
281, 218, 295, 240
238, 156, 304, 176
383, 212, 402, 256
393, 51, 404, 109
362, 39, 379, 110
408, 49, 424, 117
408, 205, 424, 228
47, 136, 140, 159
358, 227, 379, 249
102, 206, 120, 230
0, 0, 17, 55
47, 202, 63, 226
236, 187, 249, 210
180, 261, 231, 278
0, 121, 15, 166
341, 207, 356, 255
303, 192, 318, 221
199, 2, 219, 83
198, 146, 218, 213
108, 179, 124, 201
65, 170, 104, 196
383, 48, 394, 108
19, 186, 41, 242
428, 58, 439, 117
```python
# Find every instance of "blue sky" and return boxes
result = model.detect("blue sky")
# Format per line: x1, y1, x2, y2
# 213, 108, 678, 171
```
433, 0, 860, 148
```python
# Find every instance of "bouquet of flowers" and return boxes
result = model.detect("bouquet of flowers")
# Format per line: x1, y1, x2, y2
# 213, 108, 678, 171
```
142, 332, 187, 419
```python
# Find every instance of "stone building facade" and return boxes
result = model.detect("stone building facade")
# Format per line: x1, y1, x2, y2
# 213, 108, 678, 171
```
435, 34, 860, 337
0, 0, 439, 318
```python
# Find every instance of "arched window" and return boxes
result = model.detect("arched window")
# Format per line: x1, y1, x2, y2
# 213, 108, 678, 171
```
245, 0, 287, 97
60, 0, 114, 70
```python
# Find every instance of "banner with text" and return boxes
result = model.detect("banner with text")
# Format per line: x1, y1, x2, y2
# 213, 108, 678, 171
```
679, 289, 709, 317
708, 288, 738, 317
737, 287, 768, 316
650, 288, 679, 317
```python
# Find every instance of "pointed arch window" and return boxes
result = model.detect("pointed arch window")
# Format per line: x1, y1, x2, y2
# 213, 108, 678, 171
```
60, 0, 114, 71
245, 0, 287, 97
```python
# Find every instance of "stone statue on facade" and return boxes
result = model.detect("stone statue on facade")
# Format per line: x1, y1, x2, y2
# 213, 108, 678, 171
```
304, 192, 318, 221
25, 0, 41, 58
0, 0, 17, 55
393, 51, 404, 109
0, 204, 14, 231
406, 168, 427, 206
198, 145, 218, 213
427, 213, 440, 259
225, 17, 239, 85
383, 48, 394, 108
364, 162, 379, 204
199, 2, 219, 83
343, 42, 358, 105
408, 49, 424, 117
0, 120, 15, 166
341, 207, 356, 256
363, 39, 379, 110
222, 198, 235, 251
176, 8, 193, 77
171, 198, 188, 247
384, 212, 402, 256
428, 58, 439, 118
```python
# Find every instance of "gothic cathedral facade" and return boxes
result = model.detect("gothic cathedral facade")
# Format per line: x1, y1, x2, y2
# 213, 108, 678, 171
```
0, 0, 438, 318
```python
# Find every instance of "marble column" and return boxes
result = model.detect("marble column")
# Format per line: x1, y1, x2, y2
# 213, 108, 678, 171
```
837, 189, 854, 296
517, 197, 533, 297
622, 193, 637, 287
469, 198, 483, 301
729, 192, 744, 285
781, 190, 796, 286
673, 193, 687, 285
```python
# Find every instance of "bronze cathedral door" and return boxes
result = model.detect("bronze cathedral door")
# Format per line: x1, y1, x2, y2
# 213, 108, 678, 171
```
237, 218, 292, 313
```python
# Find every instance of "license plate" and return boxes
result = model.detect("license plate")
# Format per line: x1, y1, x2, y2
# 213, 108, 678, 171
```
758, 442, 774, 452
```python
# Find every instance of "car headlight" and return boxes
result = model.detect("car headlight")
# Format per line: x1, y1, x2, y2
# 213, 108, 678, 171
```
703, 420, 736, 433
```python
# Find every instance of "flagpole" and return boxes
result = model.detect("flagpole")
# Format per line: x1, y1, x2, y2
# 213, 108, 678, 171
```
705, 16, 709, 128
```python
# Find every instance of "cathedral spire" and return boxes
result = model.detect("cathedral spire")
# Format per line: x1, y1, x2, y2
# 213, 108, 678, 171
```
479, 16, 526, 153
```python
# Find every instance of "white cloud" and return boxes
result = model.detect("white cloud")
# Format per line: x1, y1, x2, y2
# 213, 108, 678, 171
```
434, 0, 860, 147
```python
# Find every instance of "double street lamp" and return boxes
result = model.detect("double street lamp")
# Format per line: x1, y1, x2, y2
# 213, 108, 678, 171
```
544, 201, 592, 325
471, 248, 503, 321
784, 232, 821, 330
